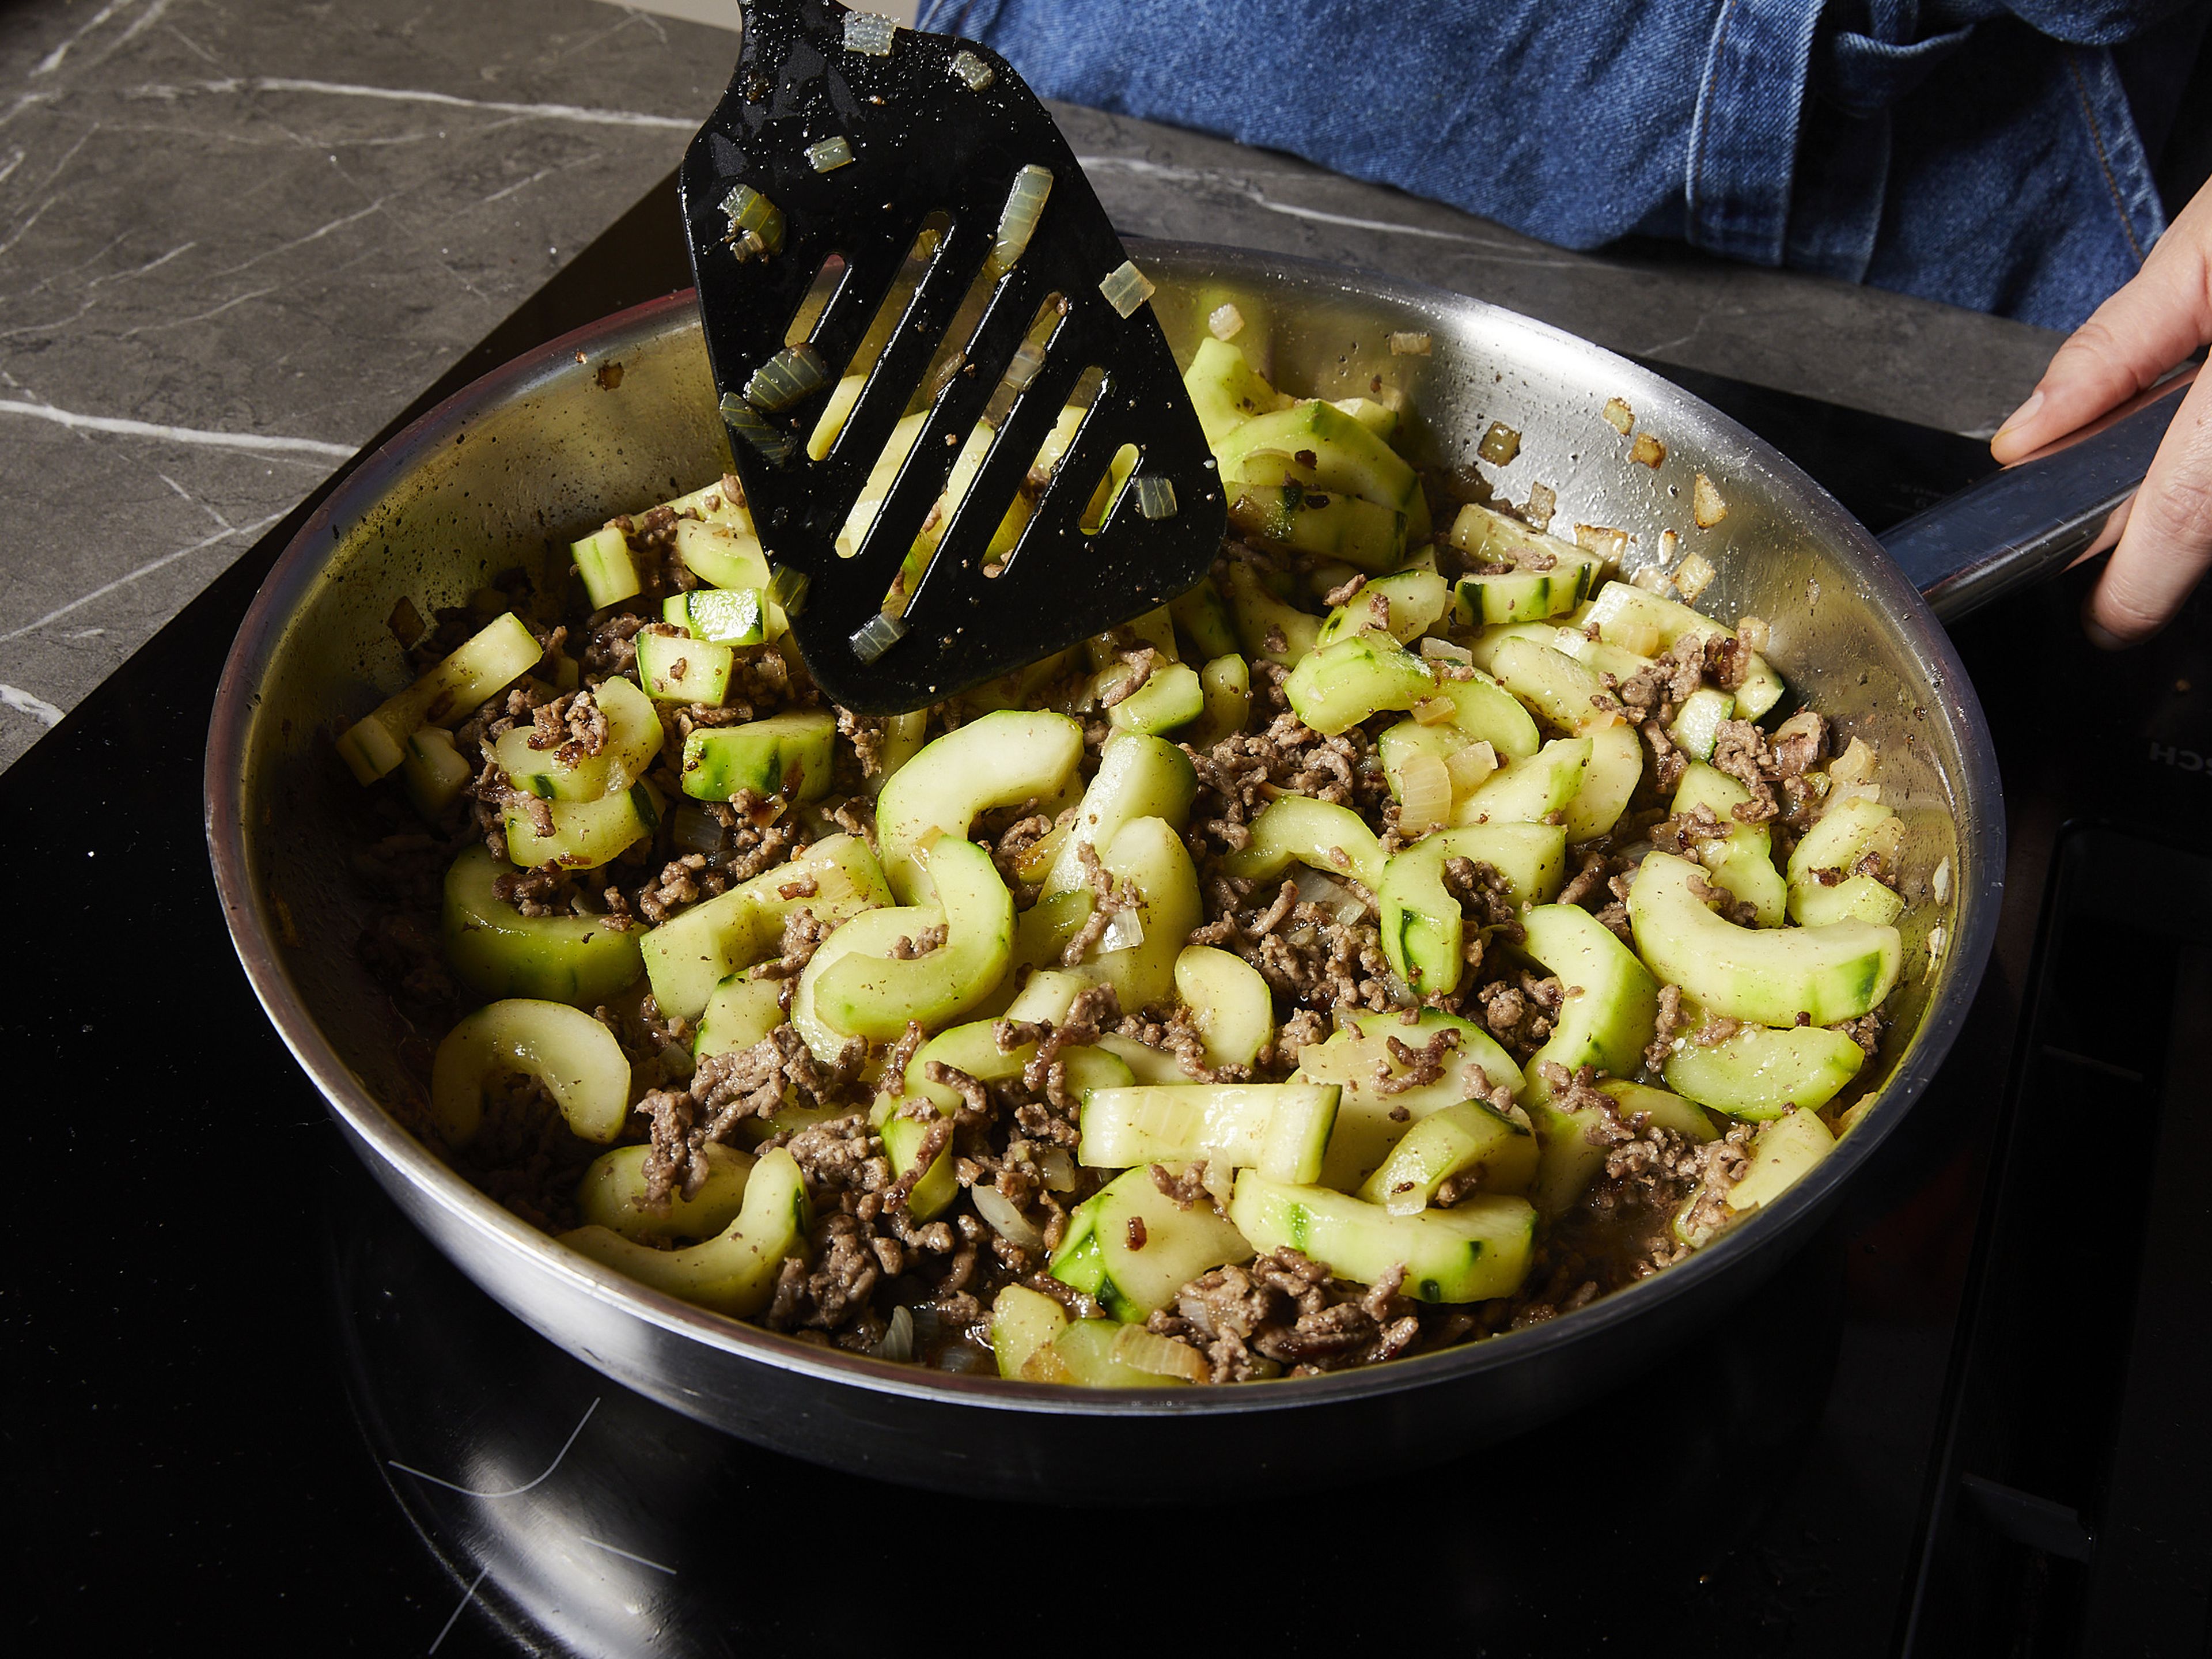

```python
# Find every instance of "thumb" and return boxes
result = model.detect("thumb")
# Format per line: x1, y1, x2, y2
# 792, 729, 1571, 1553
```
1991, 188, 2212, 465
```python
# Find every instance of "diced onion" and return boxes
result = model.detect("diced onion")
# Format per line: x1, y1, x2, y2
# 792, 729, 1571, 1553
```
718, 393, 797, 465
1693, 472, 1728, 528
1098, 905, 1145, 954
1396, 750, 1452, 832
1737, 614, 1771, 653
1099, 259, 1155, 319
939, 1346, 987, 1374
1208, 302, 1244, 340
1412, 695, 1456, 726
806, 135, 855, 172
1419, 637, 1473, 665
842, 11, 897, 55
719, 184, 785, 261
1931, 856, 1952, 904
1630, 432, 1666, 469
1926, 922, 1946, 964
1613, 618, 1664, 656
1389, 331, 1432, 357
1674, 551, 1717, 603
1478, 422, 1521, 465
1829, 735, 1876, 784
971, 1184, 1046, 1252
1630, 563, 1675, 596
1134, 475, 1178, 520
1444, 739, 1498, 795
1602, 397, 1634, 435
672, 802, 724, 854
1574, 524, 1630, 563
743, 343, 828, 413
873, 1304, 915, 1361
948, 49, 995, 90
986, 164, 1054, 278
1200, 1161, 1236, 1210
1293, 865, 1354, 908
1037, 1147, 1077, 1191
850, 611, 907, 665
1110, 1324, 1210, 1383
1524, 481, 1556, 530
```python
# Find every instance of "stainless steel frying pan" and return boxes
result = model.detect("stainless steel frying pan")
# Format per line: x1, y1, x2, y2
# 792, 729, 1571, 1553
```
204, 240, 2169, 1501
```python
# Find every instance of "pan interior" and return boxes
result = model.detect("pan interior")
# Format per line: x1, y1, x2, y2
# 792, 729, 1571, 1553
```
217, 243, 1993, 1403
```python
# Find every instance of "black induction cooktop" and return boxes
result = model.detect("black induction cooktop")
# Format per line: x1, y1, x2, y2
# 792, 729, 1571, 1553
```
13, 175, 2212, 1656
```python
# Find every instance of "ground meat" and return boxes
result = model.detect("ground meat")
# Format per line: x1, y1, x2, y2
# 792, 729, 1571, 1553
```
1479, 975, 1565, 1060
1645, 983, 1685, 1071
1373, 1026, 1459, 1096
1639, 718, 1688, 795
523, 686, 609, 767
1149, 1161, 1216, 1211
491, 858, 571, 917
635, 851, 733, 924
1062, 840, 1138, 966
1650, 804, 1734, 858
580, 612, 647, 678
836, 706, 888, 777
1703, 632, 1754, 691
1831, 1010, 1885, 1057
1615, 643, 1705, 721
990, 811, 1056, 889
1146, 1248, 1420, 1383
889, 923, 948, 960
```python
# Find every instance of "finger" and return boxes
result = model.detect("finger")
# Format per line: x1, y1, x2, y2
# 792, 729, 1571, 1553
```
1991, 187, 2212, 464
2086, 364, 2212, 645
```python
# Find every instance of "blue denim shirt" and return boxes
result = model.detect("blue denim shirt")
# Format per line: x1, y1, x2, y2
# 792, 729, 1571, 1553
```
922, 0, 2209, 329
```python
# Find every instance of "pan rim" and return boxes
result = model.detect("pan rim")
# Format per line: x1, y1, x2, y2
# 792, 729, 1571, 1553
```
205, 238, 2004, 1421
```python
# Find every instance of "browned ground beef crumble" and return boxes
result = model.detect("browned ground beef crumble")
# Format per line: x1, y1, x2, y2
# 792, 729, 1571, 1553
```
355, 477, 1897, 1378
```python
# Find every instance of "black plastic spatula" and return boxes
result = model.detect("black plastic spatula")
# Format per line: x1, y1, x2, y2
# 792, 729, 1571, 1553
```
679, 0, 1226, 714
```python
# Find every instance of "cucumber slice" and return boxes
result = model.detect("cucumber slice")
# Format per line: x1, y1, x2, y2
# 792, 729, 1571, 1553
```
1669, 687, 1735, 760
401, 726, 474, 819
1110, 661, 1205, 736
1531, 1079, 1715, 1216
1293, 1009, 1528, 1190
1316, 569, 1450, 648
1553, 624, 1654, 683
990, 1283, 1071, 1378
1451, 736, 1592, 828
637, 626, 735, 705
673, 518, 773, 591
1190, 652, 1252, 746
810, 835, 1014, 1042
1724, 1107, 1834, 1213
1092, 1033, 1187, 1086
679, 710, 837, 804
692, 969, 786, 1060
1049, 1165, 1253, 1321
1787, 873, 1905, 928
1583, 582, 1785, 719
442, 844, 645, 1006
1230, 1173, 1535, 1303
1041, 733, 1198, 899
573, 525, 641, 608
1077, 1084, 1340, 1184
1489, 637, 1620, 734
1172, 945, 1277, 1071
1229, 484, 1408, 573
657, 476, 752, 533
1563, 721, 1644, 842
1463, 621, 1563, 675
1330, 395, 1399, 440
1786, 796, 1896, 884
880, 1112, 959, 1222
1452, 559, 1601, 627
664, 586, 768, 646
1282, 631, 1437, 736
491, 675, 662, 802
336, 611, 543, 783
877, 709, 1085, 903
431, 997, 632, 1146
1376, 822, 1568, 993
1215, 400, 1419, 514
1225, 560, 1322, 666
1022, 1319, 1167, 1387
1219, 795, 1387, 893
640, 832, 892, 1021
576, 1141, 755, 1243
1671, 761, 1785, 926
559, 1146, 809, 1316
1183, 336, 1290, 445
1064, 816, 1203, 1012
1628, 851, 1902, 1027
1380, 718, 1475, 808
1169, 577, 1240, 660
1518, 903, 1660, 1084
1356, 1099, 1537, 1213
503, 780, 660, 870
1662, 1020, 1866, 1119
1429, 669, 1541, 760
1446, 501, 1582, 567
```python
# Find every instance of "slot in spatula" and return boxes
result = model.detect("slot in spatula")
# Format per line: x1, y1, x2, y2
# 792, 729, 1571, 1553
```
679, 0, 1226, 714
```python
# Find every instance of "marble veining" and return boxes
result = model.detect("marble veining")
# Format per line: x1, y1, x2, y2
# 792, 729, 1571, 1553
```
0, 0, 2059, 774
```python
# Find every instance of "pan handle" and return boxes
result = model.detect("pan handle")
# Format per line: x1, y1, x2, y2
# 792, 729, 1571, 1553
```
1877, 368, 2197, 623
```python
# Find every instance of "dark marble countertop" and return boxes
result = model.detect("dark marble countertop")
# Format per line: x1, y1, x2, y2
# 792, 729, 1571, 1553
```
0, 0, 2061, 770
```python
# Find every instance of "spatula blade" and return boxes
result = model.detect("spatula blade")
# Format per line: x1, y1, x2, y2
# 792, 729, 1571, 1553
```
680, 0, 1225, 713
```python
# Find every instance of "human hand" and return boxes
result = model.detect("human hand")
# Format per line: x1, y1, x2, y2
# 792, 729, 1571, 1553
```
1990, 181, 2212, 647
